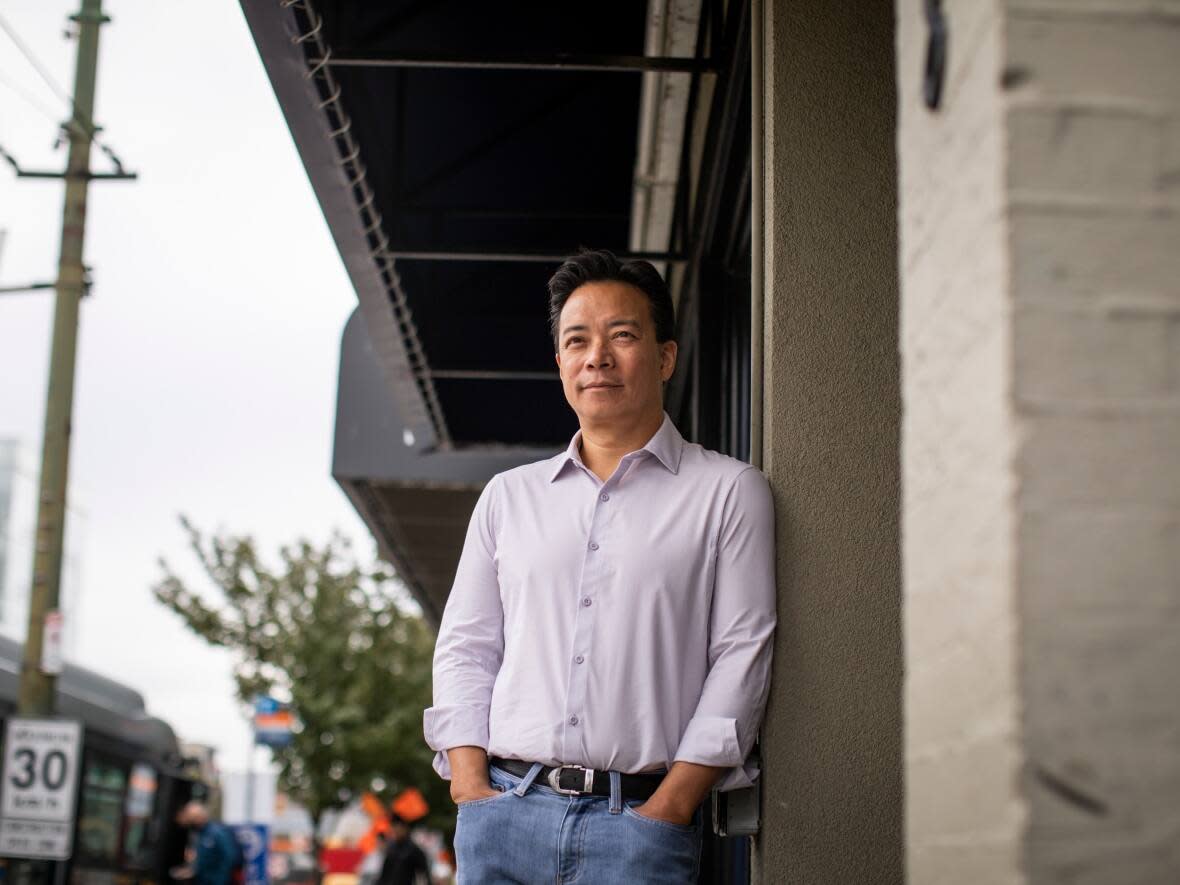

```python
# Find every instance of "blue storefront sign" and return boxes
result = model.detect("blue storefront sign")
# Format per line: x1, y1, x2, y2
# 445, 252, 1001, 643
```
230, 823, 269, 885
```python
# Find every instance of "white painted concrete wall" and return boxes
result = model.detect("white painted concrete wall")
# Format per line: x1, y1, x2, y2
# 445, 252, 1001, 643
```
899, 1, 1180, 881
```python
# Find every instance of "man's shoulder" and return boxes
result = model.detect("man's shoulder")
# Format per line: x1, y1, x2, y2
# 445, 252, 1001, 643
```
486, 451, 566, 490
679, 442, 767, 487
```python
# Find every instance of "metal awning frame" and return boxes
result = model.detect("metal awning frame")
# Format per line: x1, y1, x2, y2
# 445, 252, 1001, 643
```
314, 50, 715, 74
379, 248, 687, 263
267, 0, 455, 446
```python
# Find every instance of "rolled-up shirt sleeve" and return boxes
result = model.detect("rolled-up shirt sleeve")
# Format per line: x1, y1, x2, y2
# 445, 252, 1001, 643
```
673, 466, 776, 790
422, 475, 504, 779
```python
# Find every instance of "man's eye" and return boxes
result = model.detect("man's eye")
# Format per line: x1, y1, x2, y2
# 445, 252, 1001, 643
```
564, 337, 584, 348
613, 331, 635, 339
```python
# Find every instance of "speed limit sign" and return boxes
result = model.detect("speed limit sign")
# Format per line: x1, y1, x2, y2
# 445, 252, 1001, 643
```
0, 719, 83, 859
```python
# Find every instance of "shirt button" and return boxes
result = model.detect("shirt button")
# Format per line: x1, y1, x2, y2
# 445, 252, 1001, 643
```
589, 541, 599, 551
569, 715, 579, 726
600, 493, 610, 502
582, 597, 592, 607
575, 654, 585, 664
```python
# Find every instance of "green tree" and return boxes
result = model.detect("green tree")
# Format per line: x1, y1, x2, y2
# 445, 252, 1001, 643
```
153, 518, 451, 833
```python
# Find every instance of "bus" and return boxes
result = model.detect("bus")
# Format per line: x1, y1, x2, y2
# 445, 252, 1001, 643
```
0, 635, 203, 885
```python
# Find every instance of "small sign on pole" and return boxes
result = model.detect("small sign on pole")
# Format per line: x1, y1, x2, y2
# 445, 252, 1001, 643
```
253, 697, 294, 749
230, 823, 269, 885
0, 718, 83, 859
41, 611, 64, 675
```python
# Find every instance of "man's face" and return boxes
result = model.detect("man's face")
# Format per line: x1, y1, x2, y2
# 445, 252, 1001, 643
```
176, 802, 206, 829
555, 281, 677, 428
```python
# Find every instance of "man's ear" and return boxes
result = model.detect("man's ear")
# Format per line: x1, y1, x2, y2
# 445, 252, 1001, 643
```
660, 340, 678, 382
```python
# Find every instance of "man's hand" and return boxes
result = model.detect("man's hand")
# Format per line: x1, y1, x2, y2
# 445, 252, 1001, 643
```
630, 796, 695, 826
630, 761, 724, 826
447, 745, 500, 804
451, 782, 502, 804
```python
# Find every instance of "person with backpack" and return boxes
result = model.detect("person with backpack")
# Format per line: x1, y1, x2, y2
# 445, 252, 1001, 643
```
175, 800, 242, 885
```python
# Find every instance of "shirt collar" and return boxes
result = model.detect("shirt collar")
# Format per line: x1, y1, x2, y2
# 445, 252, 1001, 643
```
549, 413, 684, 482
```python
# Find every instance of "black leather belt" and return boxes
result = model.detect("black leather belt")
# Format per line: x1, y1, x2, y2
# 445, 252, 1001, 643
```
490, 757, 664, 801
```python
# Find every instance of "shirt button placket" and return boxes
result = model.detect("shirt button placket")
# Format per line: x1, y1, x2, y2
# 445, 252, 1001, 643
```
564, 483, 610, 761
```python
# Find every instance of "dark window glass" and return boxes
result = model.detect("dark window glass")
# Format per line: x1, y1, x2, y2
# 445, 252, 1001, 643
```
76, 756, 127, 865
120, 763, 159, 869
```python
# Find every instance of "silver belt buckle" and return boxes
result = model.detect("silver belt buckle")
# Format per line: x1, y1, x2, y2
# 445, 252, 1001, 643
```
547, 764, 594, 795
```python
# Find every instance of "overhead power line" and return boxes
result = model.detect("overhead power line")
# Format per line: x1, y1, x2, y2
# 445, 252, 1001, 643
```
0, 65, 67, 126
0, 10, 74, 108
0, 9, 129, 174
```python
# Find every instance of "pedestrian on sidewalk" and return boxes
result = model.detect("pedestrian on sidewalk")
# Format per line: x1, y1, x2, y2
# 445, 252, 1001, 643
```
375, 814, 430, 885
424, 249, 777, 883
173, 800, 239, 885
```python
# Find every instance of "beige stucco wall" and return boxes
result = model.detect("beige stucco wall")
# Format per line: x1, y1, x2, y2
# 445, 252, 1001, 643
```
756, 2, 903, 882
899, 1, 1180, 882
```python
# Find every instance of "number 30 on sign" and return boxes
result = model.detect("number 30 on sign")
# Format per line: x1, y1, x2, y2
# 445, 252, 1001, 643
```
0, 719, 83, 860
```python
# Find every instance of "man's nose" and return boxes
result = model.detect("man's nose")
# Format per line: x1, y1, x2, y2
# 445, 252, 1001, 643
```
585, 339, 613, 368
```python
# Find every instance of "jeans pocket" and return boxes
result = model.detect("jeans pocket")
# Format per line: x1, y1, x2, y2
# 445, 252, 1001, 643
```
456, 783, 509, 809
621, 803, 699, 834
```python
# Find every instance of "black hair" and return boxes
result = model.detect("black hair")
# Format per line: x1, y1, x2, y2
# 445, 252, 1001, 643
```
547, 249, 676, 346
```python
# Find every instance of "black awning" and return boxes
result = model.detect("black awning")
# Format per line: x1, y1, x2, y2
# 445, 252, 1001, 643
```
242, 0, 751, 616
243, 0, 683, 449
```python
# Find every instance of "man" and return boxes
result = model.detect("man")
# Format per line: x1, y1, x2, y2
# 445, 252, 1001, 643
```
375, 814, 431, 885
423, 249, 776, 883
174, 800, 239, 885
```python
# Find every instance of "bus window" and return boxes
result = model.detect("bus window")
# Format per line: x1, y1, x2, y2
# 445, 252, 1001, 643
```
76, 756, 128, 866
121, 763, 159, 869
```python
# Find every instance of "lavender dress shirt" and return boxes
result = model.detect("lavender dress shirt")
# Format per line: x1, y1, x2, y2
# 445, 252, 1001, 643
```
423, 414, 776, 790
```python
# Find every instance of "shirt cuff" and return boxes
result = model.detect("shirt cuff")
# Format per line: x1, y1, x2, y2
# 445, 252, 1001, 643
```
422, 703, 490, 775
673, 715, 742, 769
715, 760, 760, 791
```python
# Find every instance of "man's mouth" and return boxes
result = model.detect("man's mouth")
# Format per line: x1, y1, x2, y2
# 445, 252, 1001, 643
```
582, 382, 623, 390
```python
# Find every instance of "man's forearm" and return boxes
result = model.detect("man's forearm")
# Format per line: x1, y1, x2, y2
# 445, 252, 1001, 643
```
641, 761, 725, 822
446, 746, 492, 793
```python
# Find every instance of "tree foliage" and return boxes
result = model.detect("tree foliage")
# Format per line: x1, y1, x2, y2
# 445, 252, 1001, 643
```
153, 518, 449, 830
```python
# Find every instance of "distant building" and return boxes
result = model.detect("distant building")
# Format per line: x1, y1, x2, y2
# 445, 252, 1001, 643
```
220, 768, 277, 825
180, 741, 224, 816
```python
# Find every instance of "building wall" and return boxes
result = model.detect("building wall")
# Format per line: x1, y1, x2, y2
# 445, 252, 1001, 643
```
756, 2, 903, 882
896, 1, 1027, 883
899, 1, 1180, 882
1007, 4, 1180, 881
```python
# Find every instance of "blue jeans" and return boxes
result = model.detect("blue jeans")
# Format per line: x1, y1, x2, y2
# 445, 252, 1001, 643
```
454, 763, 703, 884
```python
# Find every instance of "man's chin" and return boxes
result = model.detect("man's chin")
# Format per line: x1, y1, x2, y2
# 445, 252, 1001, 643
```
573, 400, 626, 423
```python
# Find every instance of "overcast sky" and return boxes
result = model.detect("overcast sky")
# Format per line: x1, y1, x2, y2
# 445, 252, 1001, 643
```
0, 1, 370, 775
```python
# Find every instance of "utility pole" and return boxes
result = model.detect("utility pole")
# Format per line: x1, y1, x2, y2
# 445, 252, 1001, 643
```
18, 0, 109, 716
